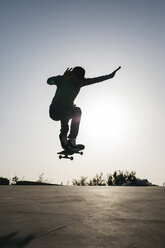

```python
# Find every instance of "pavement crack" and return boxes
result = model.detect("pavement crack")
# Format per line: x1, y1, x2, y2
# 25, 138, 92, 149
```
34, 215, 92, 240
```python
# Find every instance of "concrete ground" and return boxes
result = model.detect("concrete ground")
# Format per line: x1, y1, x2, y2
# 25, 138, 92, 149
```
0, 186, 165, 248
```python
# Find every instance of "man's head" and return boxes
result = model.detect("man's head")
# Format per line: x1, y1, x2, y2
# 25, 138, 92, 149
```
72, 66, 85, 80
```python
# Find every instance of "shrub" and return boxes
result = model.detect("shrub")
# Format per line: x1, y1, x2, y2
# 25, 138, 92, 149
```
107, 170, 137, 186
72, 176, 88, 186
90, 172, 106, 186
0, 177, 9, 185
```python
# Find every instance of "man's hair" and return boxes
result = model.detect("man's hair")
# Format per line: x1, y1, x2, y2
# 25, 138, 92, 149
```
72, 66, 85, 80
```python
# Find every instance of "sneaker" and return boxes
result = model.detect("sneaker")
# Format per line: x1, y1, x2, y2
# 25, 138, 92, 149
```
68, 138, 77, 149
59, 134, 68, 149
67, 139, 85, 151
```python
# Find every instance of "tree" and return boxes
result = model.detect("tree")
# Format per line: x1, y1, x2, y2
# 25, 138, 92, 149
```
37, 173, 44, 183
107, 174, 113, 186
80, 176, 88, 186
107, 170, 137, 185
12, 176, 19, 185
72, 179, 80, 186
72, 176, 88, 186
72, 171, 138, 186
91, 172, 106, 186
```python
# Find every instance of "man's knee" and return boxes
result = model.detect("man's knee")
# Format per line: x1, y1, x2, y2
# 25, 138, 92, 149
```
49, 109, 59, 121
74, 107, 82, 117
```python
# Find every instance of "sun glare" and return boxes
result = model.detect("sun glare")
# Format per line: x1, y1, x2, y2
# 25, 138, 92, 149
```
81, 99, 130, 145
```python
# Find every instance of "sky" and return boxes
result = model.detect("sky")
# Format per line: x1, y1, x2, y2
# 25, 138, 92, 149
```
0, 0, 165, 185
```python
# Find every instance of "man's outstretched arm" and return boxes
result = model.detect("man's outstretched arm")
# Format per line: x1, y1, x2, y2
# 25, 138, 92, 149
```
81, 66, 121, 87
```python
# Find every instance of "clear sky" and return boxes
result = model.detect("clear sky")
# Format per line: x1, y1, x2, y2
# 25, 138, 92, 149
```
0, 0, 165, 185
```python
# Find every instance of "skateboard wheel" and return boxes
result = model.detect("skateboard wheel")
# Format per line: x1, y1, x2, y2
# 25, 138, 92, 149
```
70, 156, 74, 160
80, 151, 83, 155
59, 155, 62, 159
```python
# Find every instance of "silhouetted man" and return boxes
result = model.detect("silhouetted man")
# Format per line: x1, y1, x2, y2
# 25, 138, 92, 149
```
47, 66, 121, 149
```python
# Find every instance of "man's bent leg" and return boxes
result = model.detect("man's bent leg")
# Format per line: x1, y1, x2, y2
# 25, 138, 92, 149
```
59, 118, 70, 149
49, 105, 82, 149
68, 107, 82, 140
60, 118, 69, 137
49, 105, 70, 149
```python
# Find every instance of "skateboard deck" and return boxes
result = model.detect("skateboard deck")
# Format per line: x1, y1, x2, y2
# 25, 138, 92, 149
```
57, 145, 85, 160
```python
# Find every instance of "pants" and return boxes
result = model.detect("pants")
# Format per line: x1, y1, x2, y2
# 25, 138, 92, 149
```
49, 105, 82, 139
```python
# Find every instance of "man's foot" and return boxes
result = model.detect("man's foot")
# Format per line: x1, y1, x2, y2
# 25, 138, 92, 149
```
59, 134, 68, 149
67, 138, 77, 149
68, 139, 85, 150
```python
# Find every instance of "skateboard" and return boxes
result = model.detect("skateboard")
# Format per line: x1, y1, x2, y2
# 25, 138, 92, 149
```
57, 144, 85, 160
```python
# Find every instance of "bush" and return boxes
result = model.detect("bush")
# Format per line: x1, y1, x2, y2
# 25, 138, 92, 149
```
0, 177, 9, 185
107, 170, 137, 186
72, 171, 139, 186
11, 176, 19, 185
72, 176, 88, 186
90, 172, 106, 186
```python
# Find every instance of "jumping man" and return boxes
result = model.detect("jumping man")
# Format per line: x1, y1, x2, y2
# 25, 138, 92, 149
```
47, 66, 121, 150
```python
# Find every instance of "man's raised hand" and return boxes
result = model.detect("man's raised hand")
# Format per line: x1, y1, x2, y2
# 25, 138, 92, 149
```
111, 66, 121, 78
63, 67, 73, 79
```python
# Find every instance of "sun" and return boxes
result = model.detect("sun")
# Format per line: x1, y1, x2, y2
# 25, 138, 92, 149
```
80, 97, 130, 145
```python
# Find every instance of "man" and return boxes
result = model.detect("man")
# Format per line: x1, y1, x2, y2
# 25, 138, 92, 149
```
47, 66, 121, 149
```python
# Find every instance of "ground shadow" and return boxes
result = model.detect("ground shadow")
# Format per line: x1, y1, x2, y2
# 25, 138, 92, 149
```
0, 231, 35, 248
